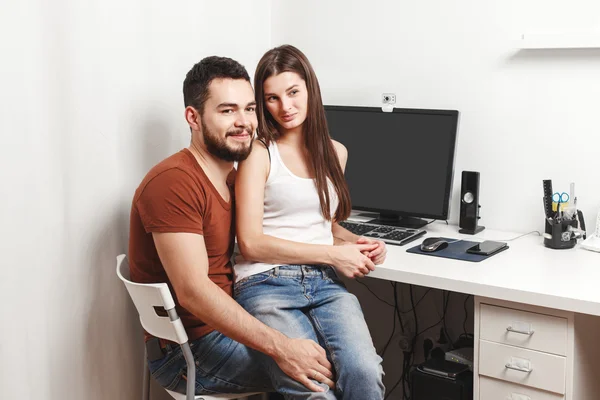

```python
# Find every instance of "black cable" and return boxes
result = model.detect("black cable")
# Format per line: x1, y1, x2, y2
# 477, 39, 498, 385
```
392, 283, 405, 333
443, 291, 453, 349
383, 285, 405, 400
445, 220, 449, 225
414, 314, 446, 337
411, 286, 418, 345
400, 284, 409, 399
463, 295, 471, 335
383, 285, 430, 400
387, 288, 468, 399
396, 284, 408, 399
384, 285, 418, 400
403, 356, 410, 400
356, 280, 394, 307
379, 305, 397, 357
399, 288, 432, 314
407, 285, 419, 399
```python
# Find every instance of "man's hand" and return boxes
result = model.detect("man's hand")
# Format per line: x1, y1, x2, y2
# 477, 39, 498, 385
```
357, 236, 387, 265
272, 338, 335, 392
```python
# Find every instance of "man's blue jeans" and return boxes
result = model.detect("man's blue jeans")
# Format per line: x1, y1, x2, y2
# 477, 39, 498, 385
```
147, 329, 273, 396
235, 265, 385, 400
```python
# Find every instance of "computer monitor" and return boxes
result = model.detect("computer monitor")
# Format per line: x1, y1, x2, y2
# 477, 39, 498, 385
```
325, 105, 459, 229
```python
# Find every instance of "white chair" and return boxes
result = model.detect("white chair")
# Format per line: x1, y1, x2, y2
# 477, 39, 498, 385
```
116, 254, 265, 400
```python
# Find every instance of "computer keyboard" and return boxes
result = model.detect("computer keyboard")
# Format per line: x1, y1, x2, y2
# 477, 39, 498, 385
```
339, 221, 426, 246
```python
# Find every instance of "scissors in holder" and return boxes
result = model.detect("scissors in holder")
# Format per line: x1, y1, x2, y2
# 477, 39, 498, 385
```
552, 192, 570, 218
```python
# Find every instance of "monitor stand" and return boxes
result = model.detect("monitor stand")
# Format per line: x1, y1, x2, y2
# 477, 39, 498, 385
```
367, 213, 428, 229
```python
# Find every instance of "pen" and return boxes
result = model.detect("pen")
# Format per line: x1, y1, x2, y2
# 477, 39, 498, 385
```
570, 182, 575, 211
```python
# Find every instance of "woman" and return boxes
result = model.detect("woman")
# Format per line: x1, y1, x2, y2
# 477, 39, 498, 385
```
234, 45, 386, 399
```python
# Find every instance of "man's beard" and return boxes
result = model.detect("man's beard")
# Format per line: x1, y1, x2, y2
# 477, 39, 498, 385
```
201, 121, 253, 162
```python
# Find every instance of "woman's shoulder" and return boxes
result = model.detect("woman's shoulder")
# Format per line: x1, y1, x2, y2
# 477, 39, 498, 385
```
331, 139, 348, 164
237, 139, 271, 175
245, 139, 270, 160
331, 139, 347, 153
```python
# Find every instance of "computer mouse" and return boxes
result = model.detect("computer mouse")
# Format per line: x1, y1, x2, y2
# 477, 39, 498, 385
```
420, 237, 449, 252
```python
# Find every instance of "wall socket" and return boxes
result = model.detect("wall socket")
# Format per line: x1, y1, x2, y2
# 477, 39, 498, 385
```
382, 93, 396, 104
397, 318, 414, 352
398, 334, 412, 352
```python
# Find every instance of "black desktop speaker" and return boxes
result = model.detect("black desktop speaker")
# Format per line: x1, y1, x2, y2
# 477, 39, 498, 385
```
459, 171, 485, 234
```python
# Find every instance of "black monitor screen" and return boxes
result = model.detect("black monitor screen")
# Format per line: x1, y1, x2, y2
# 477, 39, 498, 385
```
325, 106, 459, 220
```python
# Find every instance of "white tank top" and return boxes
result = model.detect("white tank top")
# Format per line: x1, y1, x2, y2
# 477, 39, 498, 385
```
234, 141, 338, 281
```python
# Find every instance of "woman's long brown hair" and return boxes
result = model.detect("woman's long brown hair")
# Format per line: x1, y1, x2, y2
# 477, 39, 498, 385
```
254, 45, 351, 222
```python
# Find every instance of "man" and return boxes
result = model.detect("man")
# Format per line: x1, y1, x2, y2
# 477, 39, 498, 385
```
128, 56, 336, 397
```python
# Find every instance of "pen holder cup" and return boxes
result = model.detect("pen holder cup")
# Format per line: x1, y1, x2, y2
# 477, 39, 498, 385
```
544, 218, 578, 249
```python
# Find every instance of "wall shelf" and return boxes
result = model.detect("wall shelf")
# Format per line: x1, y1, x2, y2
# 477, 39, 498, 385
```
519, 33, 600, 49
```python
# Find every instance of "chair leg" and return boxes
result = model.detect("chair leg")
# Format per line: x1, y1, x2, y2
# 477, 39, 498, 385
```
181, 342, 195, 400
142, 348, 150, 400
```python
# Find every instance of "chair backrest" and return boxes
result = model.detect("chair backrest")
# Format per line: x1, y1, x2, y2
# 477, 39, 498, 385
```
116, 254, 188, 344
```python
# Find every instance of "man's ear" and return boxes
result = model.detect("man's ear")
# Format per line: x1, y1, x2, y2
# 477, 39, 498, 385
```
184, 106, 201, 131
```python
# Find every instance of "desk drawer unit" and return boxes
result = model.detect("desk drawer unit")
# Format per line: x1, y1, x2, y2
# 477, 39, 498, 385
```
480, 303, 568, 356
475, 297, 600, 400
479, 340, 566, 394
479, 376, 564, 400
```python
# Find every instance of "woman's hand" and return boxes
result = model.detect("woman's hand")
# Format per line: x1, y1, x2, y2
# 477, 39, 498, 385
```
357, 236, 387, 265
329, 243, 378, 278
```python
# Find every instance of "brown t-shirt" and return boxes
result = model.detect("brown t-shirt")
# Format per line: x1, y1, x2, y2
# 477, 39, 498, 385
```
128, 148, 235, 341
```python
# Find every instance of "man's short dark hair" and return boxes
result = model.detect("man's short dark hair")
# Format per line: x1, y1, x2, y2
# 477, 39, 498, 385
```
183, 56, 251, 114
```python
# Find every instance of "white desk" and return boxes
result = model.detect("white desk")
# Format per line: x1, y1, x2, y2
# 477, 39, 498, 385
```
352, 219, 600, 399
370, 221, 600, 317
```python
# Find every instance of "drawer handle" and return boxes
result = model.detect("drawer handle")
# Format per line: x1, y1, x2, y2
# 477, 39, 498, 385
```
508, 394, 531, 400
506, 326, 534, 335
505, 363, 533, 373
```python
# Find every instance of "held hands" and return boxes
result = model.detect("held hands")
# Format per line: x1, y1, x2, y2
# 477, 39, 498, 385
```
330, 236, 387, 278
330, 243, 378, 279
356, 236, 387, 265
273, 337, 335, 392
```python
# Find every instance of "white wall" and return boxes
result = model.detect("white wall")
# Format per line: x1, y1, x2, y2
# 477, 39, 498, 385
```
271, 2, 600, 398
2, 1, 598, 399
0, 1, 270, 399
272, 0, 600, 233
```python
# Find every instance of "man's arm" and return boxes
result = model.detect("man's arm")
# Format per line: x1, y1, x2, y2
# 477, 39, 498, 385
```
153, 231, 334, 391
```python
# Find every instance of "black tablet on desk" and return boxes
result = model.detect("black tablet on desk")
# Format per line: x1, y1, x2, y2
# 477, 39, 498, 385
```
465, 240, 508, 256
